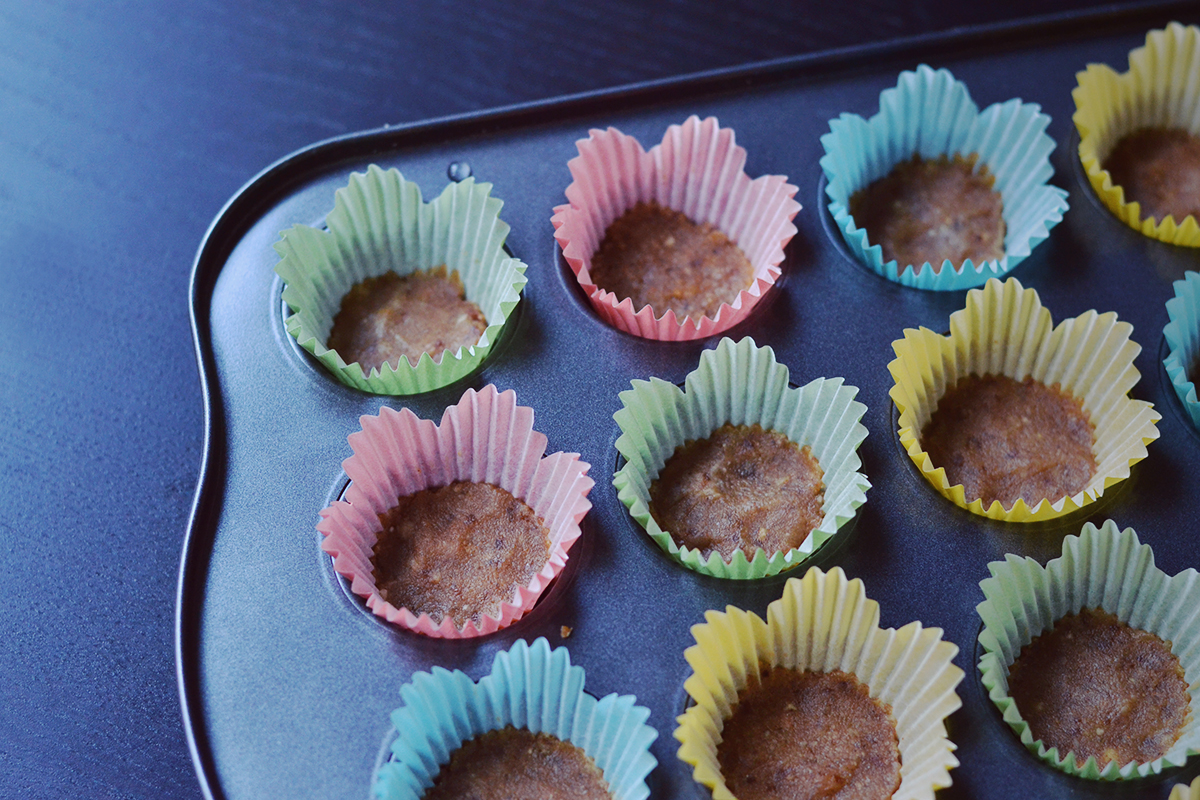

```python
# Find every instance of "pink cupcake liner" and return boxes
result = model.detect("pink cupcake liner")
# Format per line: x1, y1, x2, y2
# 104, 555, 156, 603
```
317, 385, 593, 638
552, 115, 800, 340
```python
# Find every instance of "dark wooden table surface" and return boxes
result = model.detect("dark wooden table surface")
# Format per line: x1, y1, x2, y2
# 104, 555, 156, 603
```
0, 1, 1172, 797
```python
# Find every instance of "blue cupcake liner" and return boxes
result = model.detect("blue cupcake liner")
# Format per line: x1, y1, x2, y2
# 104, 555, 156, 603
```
820, 65, 1069, 291
1165, 270, 1200, 430
373, 638, 658, 800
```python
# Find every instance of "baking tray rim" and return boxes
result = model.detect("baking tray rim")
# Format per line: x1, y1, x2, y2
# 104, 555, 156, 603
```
178, 3, 1198, 797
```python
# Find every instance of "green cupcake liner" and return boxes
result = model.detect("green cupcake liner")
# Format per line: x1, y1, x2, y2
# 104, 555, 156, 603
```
613, 336, 870, 579
273, 165, 527, 395
977, 520, 1200, 779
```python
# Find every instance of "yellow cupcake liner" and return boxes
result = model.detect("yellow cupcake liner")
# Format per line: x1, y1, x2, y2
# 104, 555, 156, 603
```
675, 566, 963, 800
1172, 776, 1200, 800
888, 277, 1160, 522
1073, 22, 1200, 247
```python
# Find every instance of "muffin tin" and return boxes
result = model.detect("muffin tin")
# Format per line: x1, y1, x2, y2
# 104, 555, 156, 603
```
181, 4, 1200, 798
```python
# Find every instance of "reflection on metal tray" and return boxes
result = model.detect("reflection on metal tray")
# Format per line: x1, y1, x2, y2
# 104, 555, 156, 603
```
182, 4, 1200, 798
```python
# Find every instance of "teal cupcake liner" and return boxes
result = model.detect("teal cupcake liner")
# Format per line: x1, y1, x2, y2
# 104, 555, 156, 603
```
373, 638, 658, 800
1165, 270, 1200, 430
274, 165, 527, 395
820, 64, 1069, 290
977, 520, 1200, 780
613, 336, 870, 579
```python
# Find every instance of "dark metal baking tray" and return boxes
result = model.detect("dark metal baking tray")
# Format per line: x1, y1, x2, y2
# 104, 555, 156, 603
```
181, 4, 1200, 797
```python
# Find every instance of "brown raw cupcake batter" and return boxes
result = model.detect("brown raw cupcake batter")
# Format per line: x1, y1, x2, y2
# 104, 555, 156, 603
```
849, 153, 1005, 274
1105, 127, 1200, 224
326, 267, 487, 372
649, 423, 825, 561
423, 726, 610, 800
371, 481, 550, 626
588, 200, 754, 321
718, 667, 901, 800
921, 374, 1096, 508
1007, 608, 1189, 769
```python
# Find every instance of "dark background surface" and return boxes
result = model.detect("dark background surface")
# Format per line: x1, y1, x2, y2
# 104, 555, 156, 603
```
0, 1, 1191, 798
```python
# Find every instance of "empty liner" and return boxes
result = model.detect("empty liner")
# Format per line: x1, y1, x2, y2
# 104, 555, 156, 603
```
613, 336, 869, 579
317, 385, 593, 638
888, 276, 1160, 522
977, 520, 1200, 779
552, 116, 800, 340
274, 165, 527, 394
820, 64, 1069, 290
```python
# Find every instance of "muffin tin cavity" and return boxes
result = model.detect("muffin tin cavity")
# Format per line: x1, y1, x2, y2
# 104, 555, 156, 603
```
976, 521, 1200, 780
321, 469, 590, 636
1073, 22, 1200, 248
613, 336, 869, 579
552, 116, 800, 340
820, 64, 1069, 290
888, 277, 1160, 522
374, 639, 658, 800
274, 166, 527, 395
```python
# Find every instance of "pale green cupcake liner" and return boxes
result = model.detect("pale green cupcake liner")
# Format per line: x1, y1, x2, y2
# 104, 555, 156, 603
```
977, 520, 1200, 780
613, 336, 870, 579
372, 638, 657, 800
1165, 270, 1200, 430
274, 165, 527, 395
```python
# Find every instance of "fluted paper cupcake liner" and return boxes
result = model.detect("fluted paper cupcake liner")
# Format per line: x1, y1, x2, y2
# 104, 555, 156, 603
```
977, 521, 1200, 779
317, 385, 593, 638
551, 116, 800, 340
373, 637, 658, 800
888, 277, 1160, 521
820, 64, 1069, 290
675, 566, 963, 799
274, 165, 528, 394
613, 337, 869, 579
1171, 776, 1200, 800
1074, 23, 1200, 247
1165, 271, 1200, 429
